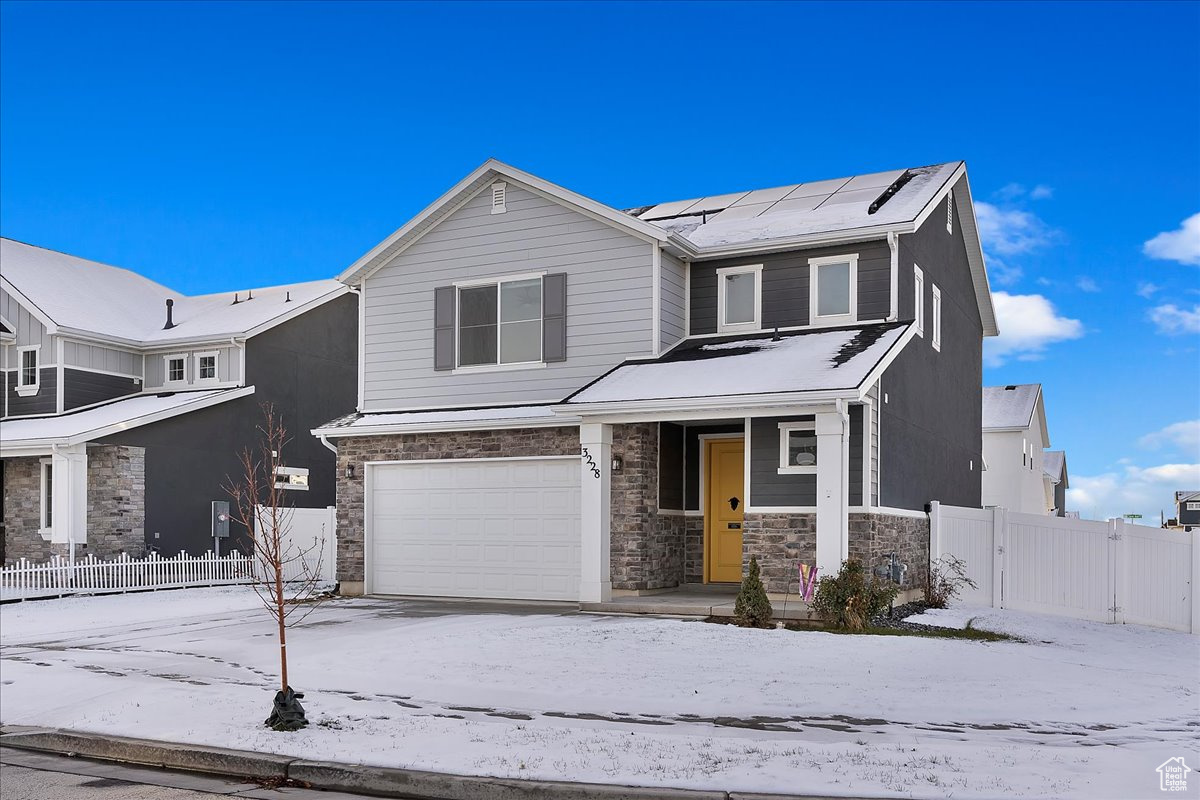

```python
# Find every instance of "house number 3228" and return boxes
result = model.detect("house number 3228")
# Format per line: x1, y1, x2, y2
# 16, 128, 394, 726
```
581, 448, 601, 479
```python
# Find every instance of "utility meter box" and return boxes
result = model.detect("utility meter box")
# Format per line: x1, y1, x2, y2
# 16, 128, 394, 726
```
211, 500, 231, 539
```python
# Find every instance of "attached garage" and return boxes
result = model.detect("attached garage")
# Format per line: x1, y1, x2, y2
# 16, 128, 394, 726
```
367, 457, 581, 600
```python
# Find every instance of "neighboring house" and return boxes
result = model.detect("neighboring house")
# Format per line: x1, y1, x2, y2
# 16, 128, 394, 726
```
1042, 450, 1069, 517
981, 384, 1055, 515
1170, 491, 1200, 531
0, 238, 358, 563
313, 159, 997, 602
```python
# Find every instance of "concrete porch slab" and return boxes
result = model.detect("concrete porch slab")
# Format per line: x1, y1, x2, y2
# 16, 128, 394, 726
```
582, 585, 818, 621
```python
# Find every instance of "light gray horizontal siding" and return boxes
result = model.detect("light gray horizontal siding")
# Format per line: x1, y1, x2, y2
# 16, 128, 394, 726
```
1, 288, 53, 351
64, 340, 142, 376
362, 182, 654, 409
660, 252, 686, 350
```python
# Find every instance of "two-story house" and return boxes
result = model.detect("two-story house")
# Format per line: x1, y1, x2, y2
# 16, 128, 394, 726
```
313, 159, 997, 602
1170, 491, 1200, 531
1, 238, 358, 563
1042, 450, 1069, 517
981, 383, 1059, 515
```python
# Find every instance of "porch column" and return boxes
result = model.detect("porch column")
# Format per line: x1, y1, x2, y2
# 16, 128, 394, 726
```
579, 422, 612, 603
49, 444, 88, 560
815, 408, 848, 576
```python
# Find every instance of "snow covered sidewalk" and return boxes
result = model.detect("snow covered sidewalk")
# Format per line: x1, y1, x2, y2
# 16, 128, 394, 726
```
1, 588, 1197, 798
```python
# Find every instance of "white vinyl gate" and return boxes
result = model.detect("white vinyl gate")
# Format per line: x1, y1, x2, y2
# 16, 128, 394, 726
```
931, 501, 1199, 633
254, 505, 337, 583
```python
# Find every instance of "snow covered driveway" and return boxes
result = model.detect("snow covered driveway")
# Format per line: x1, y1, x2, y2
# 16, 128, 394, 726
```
2, 589, 1197, 798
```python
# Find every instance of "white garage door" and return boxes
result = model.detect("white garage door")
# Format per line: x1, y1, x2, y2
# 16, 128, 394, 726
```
368, 457, 581, 600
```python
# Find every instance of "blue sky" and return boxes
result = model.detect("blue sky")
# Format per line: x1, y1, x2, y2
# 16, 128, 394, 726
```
2, 1, 1198, 521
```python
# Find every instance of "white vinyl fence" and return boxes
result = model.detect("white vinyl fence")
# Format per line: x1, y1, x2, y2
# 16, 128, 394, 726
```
0, 550, 316, 602
931, 501, 1199, 634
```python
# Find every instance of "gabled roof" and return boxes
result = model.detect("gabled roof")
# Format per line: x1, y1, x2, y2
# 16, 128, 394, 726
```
1176, 490, 1200, 503
565, 321, 912, 411
1, 238, 347, 347
982, 384, 1050, 444
0, 387, 254, 454
335, 159, 997, 337
1043, 450, 1067, 486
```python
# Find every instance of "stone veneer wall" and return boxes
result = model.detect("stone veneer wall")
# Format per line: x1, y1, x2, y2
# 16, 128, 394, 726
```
684, 516, 704, 584
742, 513, 817, 593
848, 512, 930, 592
86, 445, 146, 559
610, 423, 684, 591
334, 427, 581, 584
3, 456, 52, 564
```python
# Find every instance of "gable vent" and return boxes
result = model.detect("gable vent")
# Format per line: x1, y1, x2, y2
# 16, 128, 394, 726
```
491, 181, 507, 215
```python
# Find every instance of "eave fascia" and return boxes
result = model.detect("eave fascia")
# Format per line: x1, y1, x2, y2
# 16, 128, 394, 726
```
562, 388, 860, 418
684, 224, 908, 261
0, 442, 58, 457
311, 413, 583, 439
0, 276, 59, 334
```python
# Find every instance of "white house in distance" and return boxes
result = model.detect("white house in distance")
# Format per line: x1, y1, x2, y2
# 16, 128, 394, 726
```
981, 383, 1061, 516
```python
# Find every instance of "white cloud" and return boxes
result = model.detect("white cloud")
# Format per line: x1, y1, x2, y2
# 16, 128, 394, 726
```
1136, 281, 1160, 298
1030, 185, 1054, 200
1068, 462, 1200, 523
975, 202, 1055, 256
1149, 303, 1200, 335
1143, 213, 1200, 266
984, 291, 1084, 366
1139, 420, 1200, 459
1075, 276, 1099, 293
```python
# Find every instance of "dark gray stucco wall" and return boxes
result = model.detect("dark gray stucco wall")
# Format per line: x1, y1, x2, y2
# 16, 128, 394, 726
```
63, 368, 141, 411
98, 293, 358, 555
746, 411, 864, 508
659, 422, 685, 511
683, 423, 744, 510
689, 240, 891, 335
5, 367, 57, 416
1177, 502, 1200, 526
881, 181, 983, 510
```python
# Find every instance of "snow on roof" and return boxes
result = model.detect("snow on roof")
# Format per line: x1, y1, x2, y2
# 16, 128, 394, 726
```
1043, 450, 1066, 482
0, 387, 253, 450
982, 384, 1042, 430
567, 323, 909, 405
1, 238, 345, 344
632, 163, 961, 249
314, 405, 570, 436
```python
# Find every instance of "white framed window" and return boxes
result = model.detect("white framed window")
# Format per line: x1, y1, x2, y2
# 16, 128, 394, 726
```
946, 191, 954, 235
808, 254, 858, 326
716, 264, 763, 333
456, 274, 543, 368
16, 345, 40, 396
491, 182, 507, 215
195, 351, 219, 384
39, 458, 53, 533
931, 284, 942, 351
163, 354, 188, 385
1187, 502, 1200, 511
913, 265, 925, 337
778, 421, 818, 474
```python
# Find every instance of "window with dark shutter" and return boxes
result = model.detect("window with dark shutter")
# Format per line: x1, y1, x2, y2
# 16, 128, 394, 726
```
542, 273, 567, 362
434, 286, 456, 371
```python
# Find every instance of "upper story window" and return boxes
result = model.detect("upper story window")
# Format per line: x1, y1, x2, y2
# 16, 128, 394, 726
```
16, 345, 39, 395
1187, 502, 1200, 511
778, 421, 818, 474
196, 351, 219, 383
716, 264, 762, 334
164, 354, 188, 385
931, 284, 942, 351
913, 265, 925, 337
809, 254, 858, 326
457, 275, 543, 367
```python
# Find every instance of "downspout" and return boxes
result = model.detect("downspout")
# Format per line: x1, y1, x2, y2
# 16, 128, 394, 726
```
886, 231, 899, 322
318, 435, 338, 455
837, 398, 851, 564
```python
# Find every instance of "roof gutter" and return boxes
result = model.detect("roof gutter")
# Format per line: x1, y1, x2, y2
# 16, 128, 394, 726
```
312, 413, 583, 439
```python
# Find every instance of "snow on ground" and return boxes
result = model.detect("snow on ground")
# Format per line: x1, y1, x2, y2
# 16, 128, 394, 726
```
2, 589, 1197, 798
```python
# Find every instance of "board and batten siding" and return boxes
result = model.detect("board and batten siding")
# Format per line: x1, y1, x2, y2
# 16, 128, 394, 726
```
689, 241, 892, 335
144, 345, 240, 388
361, 181, 656, 410
0, 288, 53, 351
64, 340, 142, 376
660, 252, 687, 351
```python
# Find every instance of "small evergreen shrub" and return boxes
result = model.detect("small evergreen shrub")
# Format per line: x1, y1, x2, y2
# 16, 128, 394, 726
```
925, 555, 978, 608
733, 556, 774, 627
811, 559, 899, 632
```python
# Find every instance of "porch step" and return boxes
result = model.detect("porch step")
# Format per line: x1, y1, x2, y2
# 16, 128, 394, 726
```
581, 593, 817, 621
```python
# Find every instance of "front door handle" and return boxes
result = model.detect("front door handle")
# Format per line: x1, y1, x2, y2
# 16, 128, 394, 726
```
729, 496, 740, 511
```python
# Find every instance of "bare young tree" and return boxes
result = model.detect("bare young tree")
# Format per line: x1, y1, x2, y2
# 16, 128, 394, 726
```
225, 402, 328, 731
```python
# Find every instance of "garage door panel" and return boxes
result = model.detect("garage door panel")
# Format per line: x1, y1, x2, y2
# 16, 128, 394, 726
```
369, 458, 582, 601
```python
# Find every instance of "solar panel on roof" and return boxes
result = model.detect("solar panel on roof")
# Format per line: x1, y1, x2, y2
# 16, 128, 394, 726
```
781, 177, 853, 200
841, 169, 907, 191
728, 185, 798, 206
814, 187, 884, 209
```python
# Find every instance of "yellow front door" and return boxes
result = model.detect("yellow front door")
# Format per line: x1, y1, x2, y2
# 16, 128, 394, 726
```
706, 439, 745, 583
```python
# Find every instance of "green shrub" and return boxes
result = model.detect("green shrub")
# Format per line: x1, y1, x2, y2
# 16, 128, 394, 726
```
733, 556, 774, 627
811, 559, 899, 631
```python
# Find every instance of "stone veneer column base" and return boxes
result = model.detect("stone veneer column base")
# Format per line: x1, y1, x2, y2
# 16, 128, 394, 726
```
741, 513, 817, 594
86, 445, 146, 560
3, 456, 52, 564
848, 512, 931, 594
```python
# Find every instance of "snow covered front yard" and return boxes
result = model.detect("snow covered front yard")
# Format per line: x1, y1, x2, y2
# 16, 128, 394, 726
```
1, 589, 1197, 798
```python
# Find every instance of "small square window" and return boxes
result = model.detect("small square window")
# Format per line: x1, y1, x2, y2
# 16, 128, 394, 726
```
716, 264, 762, 333
778, 423, 818, 474
808, 255, 858, 325
197, 352, 218, 382
166, 356, 186, 384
